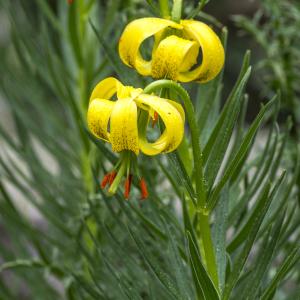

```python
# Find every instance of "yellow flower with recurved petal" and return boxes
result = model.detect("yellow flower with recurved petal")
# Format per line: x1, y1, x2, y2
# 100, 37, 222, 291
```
119, 18, 225, 83
87, 77, 185, 199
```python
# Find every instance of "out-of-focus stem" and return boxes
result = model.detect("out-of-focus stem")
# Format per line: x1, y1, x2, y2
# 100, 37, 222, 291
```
159, 0, 170, 18
72, 3, 93, 194
171, 0, 182, 23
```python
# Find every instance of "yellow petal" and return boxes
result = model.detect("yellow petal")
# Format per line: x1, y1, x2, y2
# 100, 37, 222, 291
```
179, 20, 225, 83
89, 77, 122, 102
87, 98, 114, 141
135, 95, 185, 155
89, 76, 142, 101
167, 99, 185, 123
151, 35, 199, 81
119, 18, 182, 76
110, 98, 139, 154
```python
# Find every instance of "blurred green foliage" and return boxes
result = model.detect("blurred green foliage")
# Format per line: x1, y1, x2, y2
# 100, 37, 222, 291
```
234, 0, 300, 128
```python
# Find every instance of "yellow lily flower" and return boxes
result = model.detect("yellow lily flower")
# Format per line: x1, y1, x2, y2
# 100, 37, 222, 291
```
87, 77, 185, 198
119, 18, 225, 83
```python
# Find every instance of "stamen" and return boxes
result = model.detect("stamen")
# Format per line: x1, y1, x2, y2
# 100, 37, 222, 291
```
101, 173, 111, 189
124, 174, 133, 199
67, 0, 74, 4
109, 171, 117, 186
140, 178, 149, 200
152, 111, 159, 128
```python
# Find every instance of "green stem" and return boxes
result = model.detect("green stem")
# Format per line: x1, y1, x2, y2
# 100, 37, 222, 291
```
171, 0, 183, 23
144, 80, 219, 288
75, 3, 94, 194
198, 213, 219, 288
108, 152, 128, 195
159, 0, 170, 18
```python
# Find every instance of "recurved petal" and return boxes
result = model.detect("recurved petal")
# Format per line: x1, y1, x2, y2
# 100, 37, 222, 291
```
87, 98, 114, 141
110, 98, 139, 155
118, 18, 182, 76
151, 35, 199, 81
180, 20, 225, 83
89, 77, 122, 102
136, 95, 185, 155
167, 99, 185, 123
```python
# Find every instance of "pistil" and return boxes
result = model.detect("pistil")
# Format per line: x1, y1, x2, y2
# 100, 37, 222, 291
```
108, 153, 128, 195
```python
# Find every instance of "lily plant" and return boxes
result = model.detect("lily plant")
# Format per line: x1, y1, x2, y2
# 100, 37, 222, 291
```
87, 2, 225, 201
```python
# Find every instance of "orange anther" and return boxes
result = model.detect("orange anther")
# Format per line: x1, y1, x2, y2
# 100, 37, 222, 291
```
152, 111, 159, 128
140, 178, 148, 200
109, 171, 117, 186
101, 173, 111, 189
124, 174, 133, 199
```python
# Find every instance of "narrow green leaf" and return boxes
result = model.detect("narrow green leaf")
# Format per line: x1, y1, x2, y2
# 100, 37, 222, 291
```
228, 125, 279, 226
187, 232, 220, 300
168, 152, 197, 206
182, 195, 198, 254
72, 273, 105, 299
261, 247, 300, 300
212, 185, 229, 292
89, 19, 128, 83
102, 256, 143, 300
35, 0, 64, 33
162, 218, 192, 299
68, 2, 83, 67
0, 259, 63, 278
259, 148, 300, 238
145, 0, 160, 14
0, 259, 44, 273
0, 157, 74, 237
87, 269, 108, 300
188, 0, 211, 18
177, 135, 193, 176
241, 209, 287, 300
101, 223, 148, 280
222, 172, 285, 300
101, 0, 121, 36
269, 118, 292, 181
208, 97, 275, 211
204, 62, 251, 189
227, 171, 285, 254
128, 228, 184, 300
203, 50, 251, 162
198, 83, 222, 141
182, 194, 202, 286
229, 94, 249, 157
129, 204, 167, 241
193, 11, 224, 28
157, 158, 182, 198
